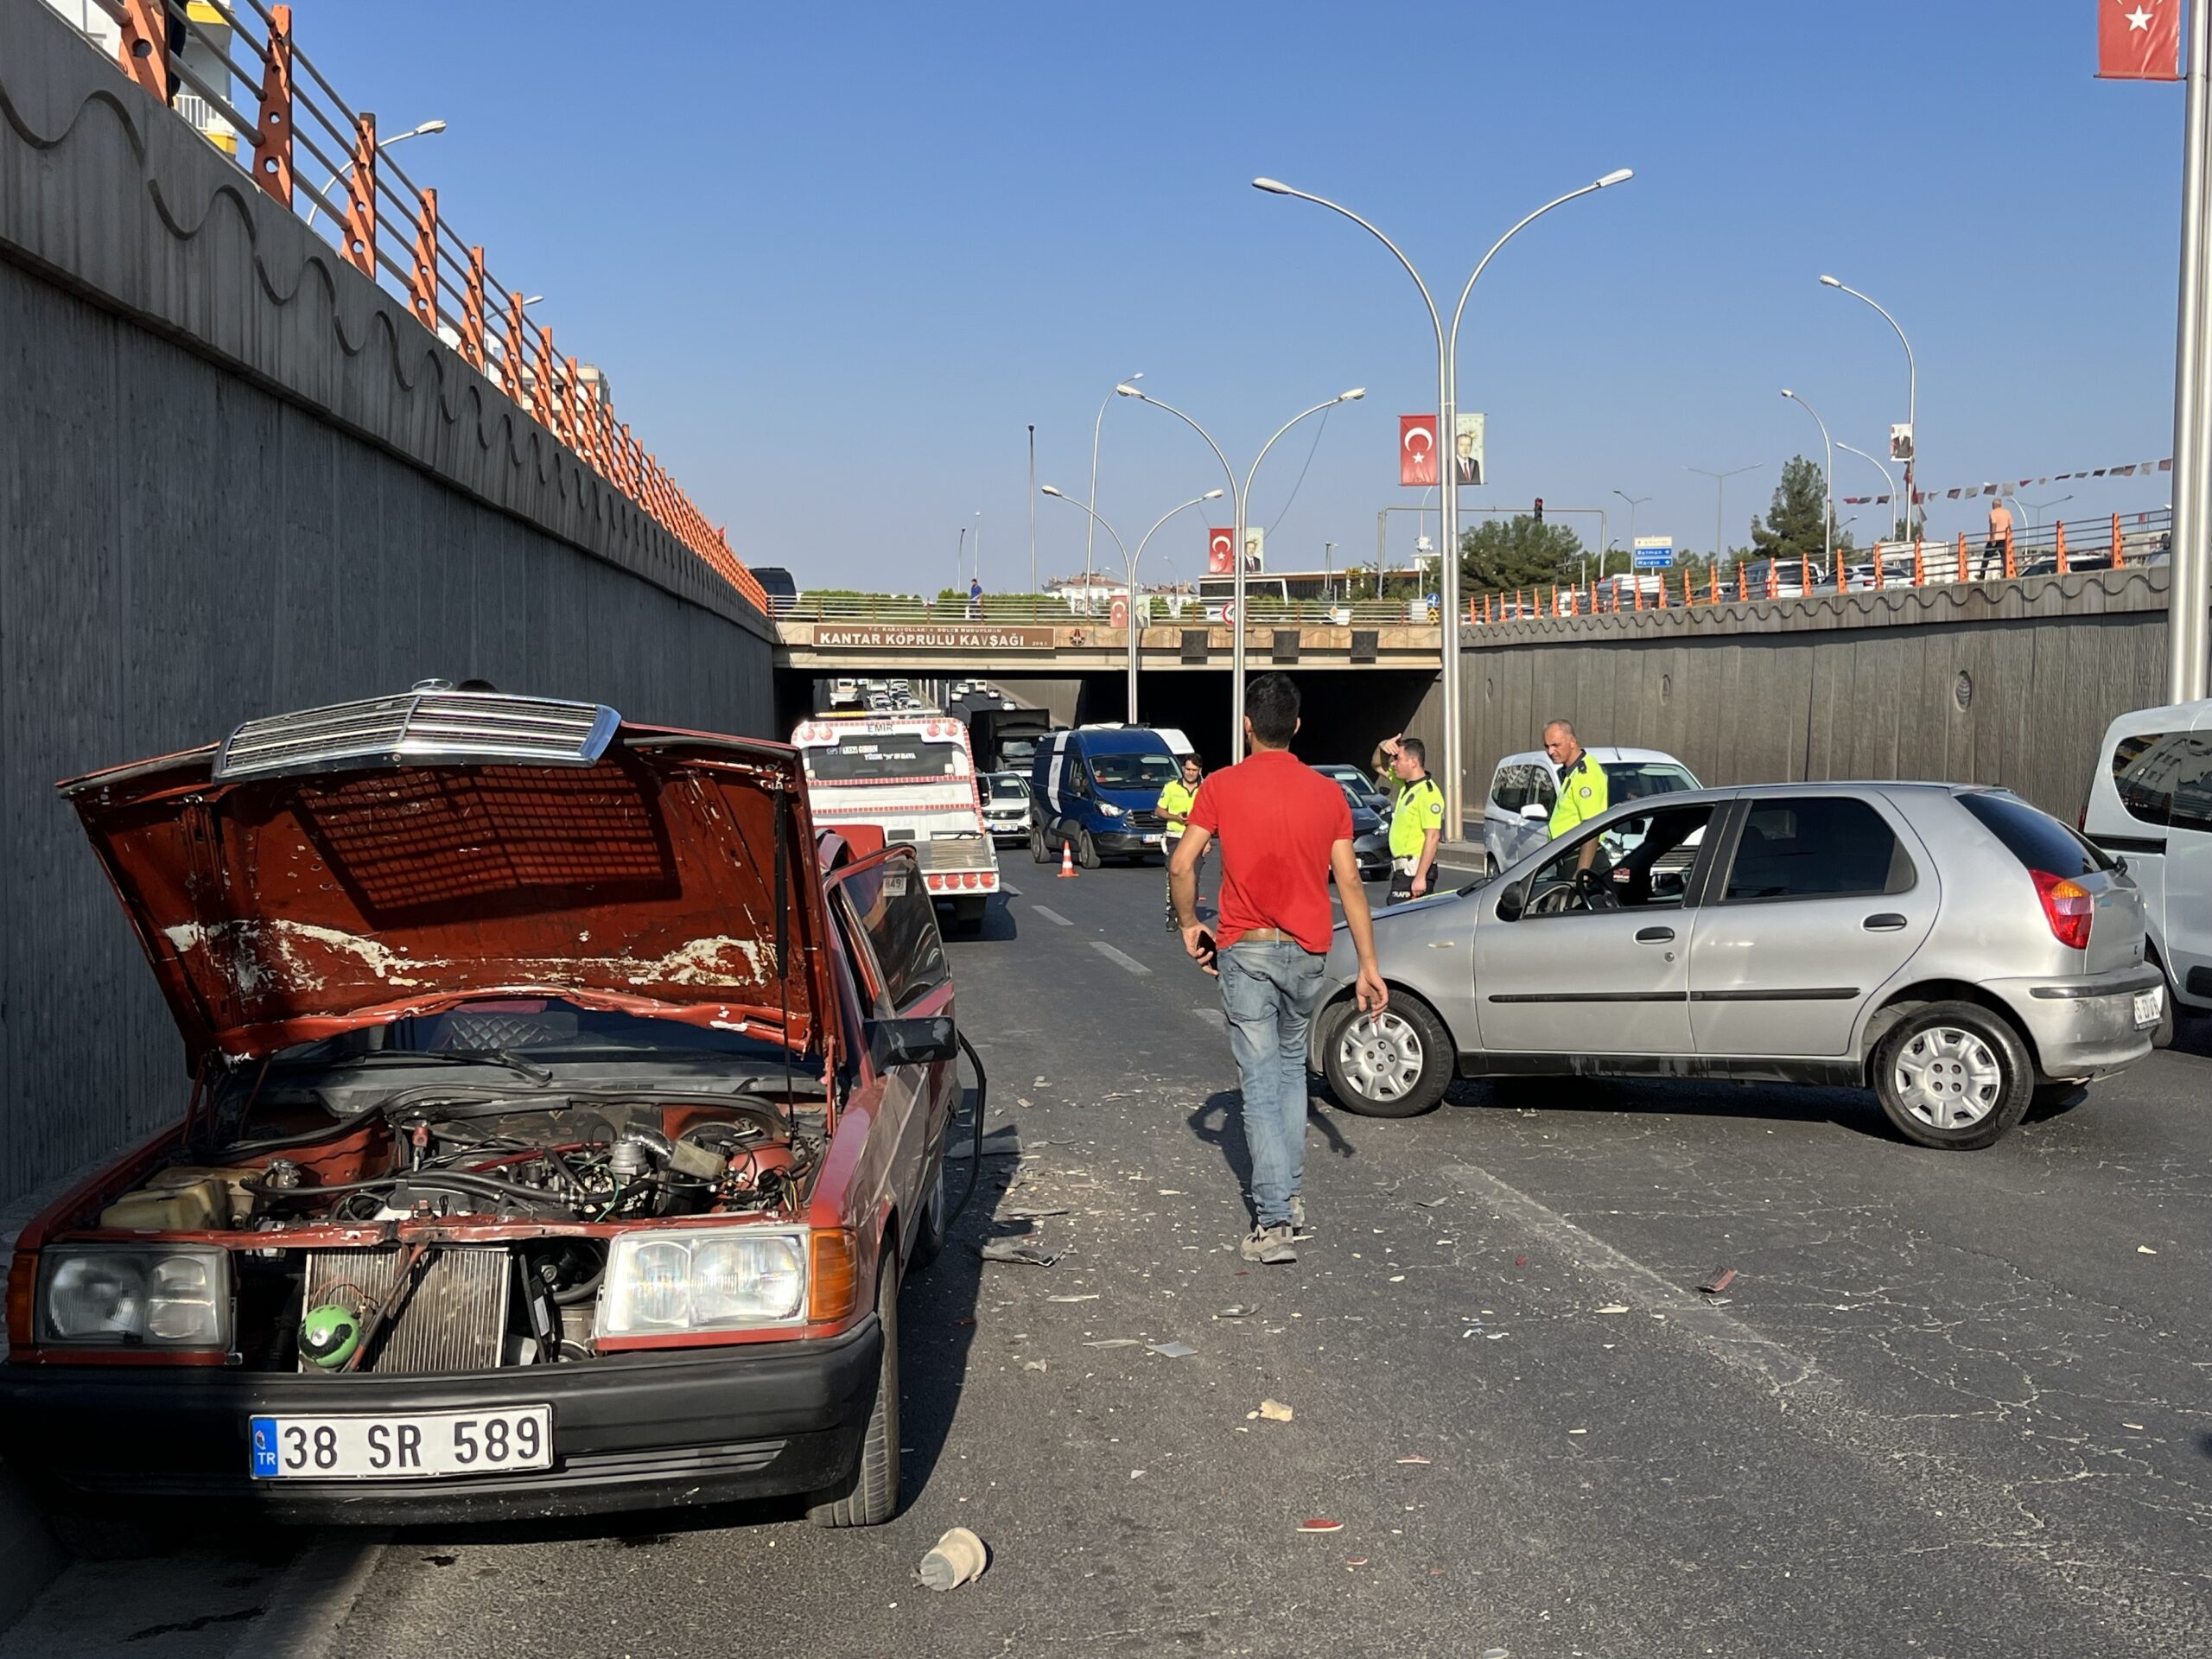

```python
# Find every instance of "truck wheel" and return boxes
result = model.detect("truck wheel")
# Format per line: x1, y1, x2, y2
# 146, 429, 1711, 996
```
1319, 995, 1452, 1118
1030, 826, 1051, 864
1872, 1001, 2032, 1150
1076, 830, 1102, 869
952, 895, 986, 932
807, 1257, 901, 1528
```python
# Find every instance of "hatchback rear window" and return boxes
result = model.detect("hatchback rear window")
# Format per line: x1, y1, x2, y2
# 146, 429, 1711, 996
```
1957, 791, 2111, 877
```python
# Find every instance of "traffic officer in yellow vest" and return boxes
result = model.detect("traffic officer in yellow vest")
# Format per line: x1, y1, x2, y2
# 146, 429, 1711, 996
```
1159, 754, 1204, 929
1384, 736, 1446, 905
1543, 720, 1610, 868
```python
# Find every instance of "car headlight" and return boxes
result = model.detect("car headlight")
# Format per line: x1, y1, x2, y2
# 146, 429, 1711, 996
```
38, 1246, 230, 1349
1096, 801, 1124, 818
598, 1228, 810, 1336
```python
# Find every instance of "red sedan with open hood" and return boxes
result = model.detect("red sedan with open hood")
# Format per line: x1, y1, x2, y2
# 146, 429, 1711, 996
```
0, 687, 963, 1527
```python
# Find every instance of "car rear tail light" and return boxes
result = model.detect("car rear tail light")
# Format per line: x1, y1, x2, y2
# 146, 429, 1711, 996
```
809, 1228, 859, 1324
2030, 869, 2094, 950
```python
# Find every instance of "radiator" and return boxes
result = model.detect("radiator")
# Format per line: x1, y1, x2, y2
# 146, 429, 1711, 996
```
303, 1247, 512, 1375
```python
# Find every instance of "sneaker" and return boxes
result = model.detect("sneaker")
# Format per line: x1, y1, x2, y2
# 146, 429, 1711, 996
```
1288, 1197, 1313, 1237
1240, 1223, 1297, 1265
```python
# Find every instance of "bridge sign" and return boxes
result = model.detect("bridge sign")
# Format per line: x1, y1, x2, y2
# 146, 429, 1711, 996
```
1632, 536, 1675, 570
814, 624, 1056, 651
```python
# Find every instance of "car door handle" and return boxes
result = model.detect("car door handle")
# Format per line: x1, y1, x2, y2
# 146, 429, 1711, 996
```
1863, 912, 1908, 931
1634, 926, 1675, 943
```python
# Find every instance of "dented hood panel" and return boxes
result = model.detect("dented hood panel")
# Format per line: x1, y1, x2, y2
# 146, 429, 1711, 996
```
61, 728, 835, 1068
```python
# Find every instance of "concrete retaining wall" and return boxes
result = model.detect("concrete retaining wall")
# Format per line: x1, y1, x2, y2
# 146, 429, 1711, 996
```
1458, 567, 2172, 822
0, 0, 774, 1202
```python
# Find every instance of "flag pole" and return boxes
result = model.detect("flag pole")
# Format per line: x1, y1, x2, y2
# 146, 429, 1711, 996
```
2172, 0, 2211, 703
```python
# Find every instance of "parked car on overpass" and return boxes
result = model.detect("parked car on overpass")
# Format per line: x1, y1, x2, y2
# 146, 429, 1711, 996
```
1311, 782, 2158, 1149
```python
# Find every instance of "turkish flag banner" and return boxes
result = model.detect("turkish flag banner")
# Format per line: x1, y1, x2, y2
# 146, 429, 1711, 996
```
2099, 0, 2181, 79
1400, 415, 1438, 487
1207, 527, 1234, 575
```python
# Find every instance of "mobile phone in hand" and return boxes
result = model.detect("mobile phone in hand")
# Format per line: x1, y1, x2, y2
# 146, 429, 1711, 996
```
1194, 928, 1218, 971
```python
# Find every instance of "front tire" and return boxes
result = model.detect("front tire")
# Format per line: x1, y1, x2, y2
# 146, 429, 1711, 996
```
1076, 829, 1102, 869
807, 1255, 901, 1528
1030, 826, 1051, 864
1872, 1001, 2033, 1150
1319, 995, 1453, 1118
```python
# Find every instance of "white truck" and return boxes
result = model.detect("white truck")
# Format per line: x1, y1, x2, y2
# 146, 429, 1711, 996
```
790, 713, 999, 931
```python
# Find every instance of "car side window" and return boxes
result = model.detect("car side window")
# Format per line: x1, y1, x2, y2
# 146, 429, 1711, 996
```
835, 856, 950, 1014
1518, 804, 1713, 915
1530, 767, 1557, 810
1491, 767, 1524, 814
1721, 798, 1912, 902
2111, 730, 2212, 832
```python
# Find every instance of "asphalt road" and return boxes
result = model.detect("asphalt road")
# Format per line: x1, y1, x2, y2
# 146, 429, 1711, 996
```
12, 858, 2209, 1658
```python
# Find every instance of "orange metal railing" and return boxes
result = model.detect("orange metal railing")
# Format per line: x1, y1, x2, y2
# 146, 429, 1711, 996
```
86, 0, 766, 614
1465, 506, 2171, 625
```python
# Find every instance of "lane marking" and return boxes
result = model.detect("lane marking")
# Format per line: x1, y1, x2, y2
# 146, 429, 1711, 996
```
1031, 906, 1072, 927
1439, 1162, 1812, 1391
1091, 941, 1152, 976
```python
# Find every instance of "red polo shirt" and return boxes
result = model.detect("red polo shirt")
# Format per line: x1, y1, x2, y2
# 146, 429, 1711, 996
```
1186, 748, 1352, 954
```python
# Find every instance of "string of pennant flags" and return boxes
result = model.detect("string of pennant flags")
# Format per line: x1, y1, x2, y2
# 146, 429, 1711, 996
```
1840, 457, 2172, 506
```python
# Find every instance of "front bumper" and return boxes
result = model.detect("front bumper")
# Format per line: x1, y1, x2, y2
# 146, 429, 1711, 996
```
1092, 826, 1166, 856
1998, 965, 2164, 1080
0, 1319, 881, 1524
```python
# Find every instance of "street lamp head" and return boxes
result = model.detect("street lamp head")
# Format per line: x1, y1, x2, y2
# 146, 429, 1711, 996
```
1596, 168, 1634, 188
1338, 387, 1367, 402
1251, 177, 1294, 194
1201, 488, 1225, 501
1817, 274, 1842, 289
410, 119, 448, 137
1114, 382, 1142, 398
1040, 485, 1065, 499
521, 294, 545, 307
1780, 388, 1795, 400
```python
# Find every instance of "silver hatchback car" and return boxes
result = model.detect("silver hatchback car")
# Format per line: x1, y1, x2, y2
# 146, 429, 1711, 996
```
1311, 783, 2163, 1149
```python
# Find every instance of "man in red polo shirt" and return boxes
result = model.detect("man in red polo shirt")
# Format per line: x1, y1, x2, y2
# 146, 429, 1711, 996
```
1168, 674, 1389, 1264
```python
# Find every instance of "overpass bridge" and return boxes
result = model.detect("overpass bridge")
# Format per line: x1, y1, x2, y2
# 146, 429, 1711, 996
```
770, 594, 1446, 762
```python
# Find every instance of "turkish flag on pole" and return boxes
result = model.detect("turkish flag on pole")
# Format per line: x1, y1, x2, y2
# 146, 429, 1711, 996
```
1400, 415, 1438, 487
2099, 0, 2181, 79
1206, 527, 1234, 575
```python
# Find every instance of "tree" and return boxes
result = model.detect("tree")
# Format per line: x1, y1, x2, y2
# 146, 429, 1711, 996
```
1459, 515, 1585, 592
1751, 455, 1836, 566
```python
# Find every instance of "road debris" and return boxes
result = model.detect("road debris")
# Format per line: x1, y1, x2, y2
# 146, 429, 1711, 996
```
1083, 1338, 1141, 1348
1395, 1454, 1432, 1465
1298, 1518, 1344, 1534
1593, 1304, 1630, 1315
1005, 1205, 1070, 1219
1255, 1399, 1294, 1421
1022, 1360, 1048, 1372
2138, 1245, 2159, 1255
917, 1527, 989, 1592
1148, 1340, 1198, 1359
1514, 1256, 1528, 1267
1698, 1268, 1738, 1294
979, 1240, 1061, 1267
1216, 1304, 1256, 1319
1046, 1293, 1099, 1303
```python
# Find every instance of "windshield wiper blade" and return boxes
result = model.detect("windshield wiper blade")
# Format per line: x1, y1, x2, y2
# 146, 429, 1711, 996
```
324, 1049, 556, 1086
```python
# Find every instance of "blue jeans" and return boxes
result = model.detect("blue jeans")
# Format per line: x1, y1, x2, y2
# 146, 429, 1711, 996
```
1217, 939, 1327, 1228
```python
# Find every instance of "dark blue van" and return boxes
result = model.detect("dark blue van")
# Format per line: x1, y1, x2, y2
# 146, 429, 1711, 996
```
1027, 726, 1179, 868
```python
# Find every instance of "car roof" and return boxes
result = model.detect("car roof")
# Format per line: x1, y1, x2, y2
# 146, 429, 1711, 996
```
1491, 747, 1690, 769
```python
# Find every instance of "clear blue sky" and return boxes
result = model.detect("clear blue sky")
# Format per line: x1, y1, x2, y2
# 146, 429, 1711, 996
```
306, 1, 2184, 587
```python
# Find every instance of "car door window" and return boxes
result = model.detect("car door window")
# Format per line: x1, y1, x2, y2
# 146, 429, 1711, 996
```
835, 857, 950, 1013
1530, 767, 1557, 812
2110, 732, 2190, 827
1516, 804, 1714, 915
1721, 798, 1912, 902
1491, 768, 1524, 814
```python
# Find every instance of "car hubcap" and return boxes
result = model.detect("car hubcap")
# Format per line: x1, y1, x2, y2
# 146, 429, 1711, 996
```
1338, 1011, 1424, 1101
1892, 1026, 2004, 1129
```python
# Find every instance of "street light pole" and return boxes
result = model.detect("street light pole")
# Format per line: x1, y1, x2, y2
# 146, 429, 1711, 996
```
1027, 423, 1037, 593
1117, 384, 1364, 760
1611, 488, 1650, 550
1835, 442, 1896, 524
1041, 486, 1222, 724
1084, 372, 1141, 591
2018, 493, 2072, 528
1820, 275, 1916, 538
2171, 0, 2212, 702
1686, 463, 1759, 569
303, 118, 447, 226
1781, 390, 1834, 575
1256, 168, 1632, 838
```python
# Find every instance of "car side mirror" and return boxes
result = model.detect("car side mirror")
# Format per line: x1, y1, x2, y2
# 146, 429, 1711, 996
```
1494, 880, 1526, 922
870, 1016, 957, 1070
1519, 804, 1548, 823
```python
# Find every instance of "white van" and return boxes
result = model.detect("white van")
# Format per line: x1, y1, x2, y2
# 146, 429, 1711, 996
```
1481, 747, 1700, 874
2082, 696, 2211, 1042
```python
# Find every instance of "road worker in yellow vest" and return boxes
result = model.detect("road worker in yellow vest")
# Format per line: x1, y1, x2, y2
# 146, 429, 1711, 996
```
1543, 719, 1609, 869
1384, 737, 1446, 905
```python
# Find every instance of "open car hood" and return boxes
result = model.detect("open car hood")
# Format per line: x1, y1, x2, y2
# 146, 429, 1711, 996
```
61, 695, 836, 1070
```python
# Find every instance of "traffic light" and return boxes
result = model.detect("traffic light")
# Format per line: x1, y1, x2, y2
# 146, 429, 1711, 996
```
1533, 498, 1544, 524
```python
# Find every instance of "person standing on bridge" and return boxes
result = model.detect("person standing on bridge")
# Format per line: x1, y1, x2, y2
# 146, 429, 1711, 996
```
1982, 498, 2014, 580
967, 575, 983, 620
1170, 674, 1388, 1265
1384, 736, 1444, 904
1158, 754, 1205, 931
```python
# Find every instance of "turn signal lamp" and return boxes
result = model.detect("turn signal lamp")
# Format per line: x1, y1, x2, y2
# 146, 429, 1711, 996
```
809, 1227, 860, 1324
2030, 870, 2094, 951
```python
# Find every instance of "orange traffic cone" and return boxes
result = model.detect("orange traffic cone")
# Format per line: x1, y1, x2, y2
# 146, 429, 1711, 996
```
1058, 839, 1078, 878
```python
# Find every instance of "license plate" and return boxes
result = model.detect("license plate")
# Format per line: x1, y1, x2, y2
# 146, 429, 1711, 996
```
1144, 833, 1163, 845
249, 1405, 551, 1480
2134, 987, 2164, 1028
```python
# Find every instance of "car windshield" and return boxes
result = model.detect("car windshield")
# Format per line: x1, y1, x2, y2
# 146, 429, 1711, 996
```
804, 735, 964, 782
985, 773, 1030, 802
1610, 763, 1698, 801
1090, 752, 1178, 791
